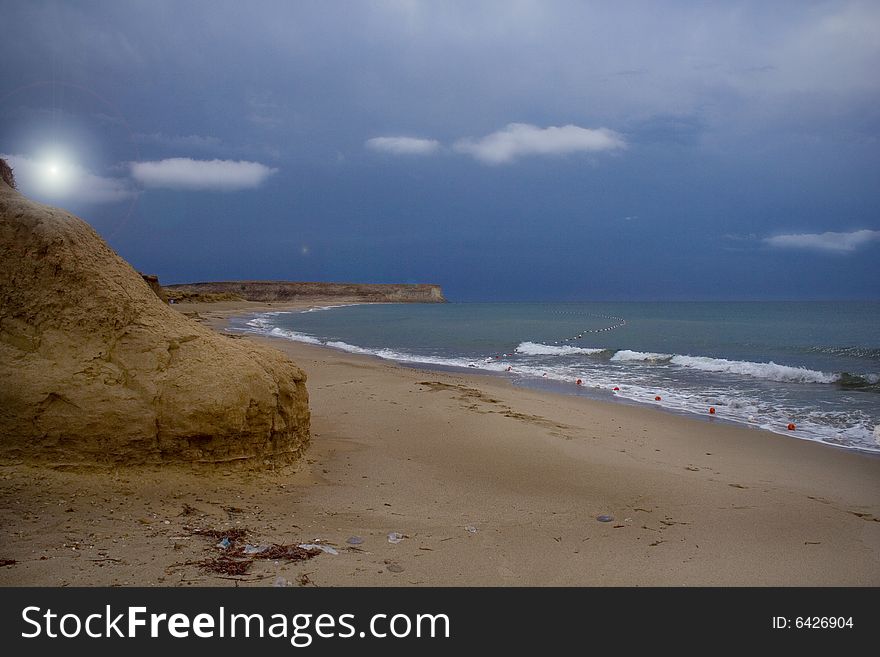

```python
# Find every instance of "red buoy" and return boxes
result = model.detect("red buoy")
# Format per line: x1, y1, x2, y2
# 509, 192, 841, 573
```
787, 423, 796, 431
654, 395, 661, 401
709, 407, 716, 415
612, 386, 620, 391
576, 379, 583, 386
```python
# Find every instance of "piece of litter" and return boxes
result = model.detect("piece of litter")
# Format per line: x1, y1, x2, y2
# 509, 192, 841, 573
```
243, 544, 269, 555
216, 537, 231, 549
273, 576, 289, 587
596, 515, 614, 523
298, 543, 339, 555
387, 564, 405, 573
387, 532, 404, 544
464, 525, 477, 534
346, 536, 364, 545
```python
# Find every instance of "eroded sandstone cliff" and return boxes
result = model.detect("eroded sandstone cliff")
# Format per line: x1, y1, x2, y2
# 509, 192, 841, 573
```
0, 169, 309, 467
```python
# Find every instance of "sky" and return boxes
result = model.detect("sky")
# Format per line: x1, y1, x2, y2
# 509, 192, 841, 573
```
1, 0, 878, 301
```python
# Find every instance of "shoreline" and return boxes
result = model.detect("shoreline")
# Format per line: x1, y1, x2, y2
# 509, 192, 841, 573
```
1, 299, 878, 586
218, 301, 880, 458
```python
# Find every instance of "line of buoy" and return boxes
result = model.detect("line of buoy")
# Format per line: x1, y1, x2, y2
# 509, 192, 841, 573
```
556, 316, 627, 343
489, 314, 805, 433
487, 314, 629, 364
514, 378, 801, 432
553, 314, 627, 343
605, 387, 798, 430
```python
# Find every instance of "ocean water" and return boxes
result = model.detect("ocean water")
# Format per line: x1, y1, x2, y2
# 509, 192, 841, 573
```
231, 302, 880, 453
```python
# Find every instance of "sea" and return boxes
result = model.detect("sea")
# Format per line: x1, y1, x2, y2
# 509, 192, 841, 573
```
231, 301, 880, 454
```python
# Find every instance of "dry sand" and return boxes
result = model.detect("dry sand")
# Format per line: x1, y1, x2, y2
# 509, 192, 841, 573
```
1, 301, 878, 586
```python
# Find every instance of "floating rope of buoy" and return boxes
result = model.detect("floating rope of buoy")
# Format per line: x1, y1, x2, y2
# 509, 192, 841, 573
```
554, 314, 627, 344
481, 313, 629, 385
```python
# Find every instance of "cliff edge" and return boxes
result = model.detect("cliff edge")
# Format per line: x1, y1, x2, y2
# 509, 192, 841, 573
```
0, 166, 309, 467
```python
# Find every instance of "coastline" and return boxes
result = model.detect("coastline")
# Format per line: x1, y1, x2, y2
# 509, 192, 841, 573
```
219, 300, 880, 456
1, 300, 878, 586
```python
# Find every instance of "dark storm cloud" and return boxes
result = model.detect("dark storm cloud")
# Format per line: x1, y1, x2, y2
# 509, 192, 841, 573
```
1, 1, 878, 298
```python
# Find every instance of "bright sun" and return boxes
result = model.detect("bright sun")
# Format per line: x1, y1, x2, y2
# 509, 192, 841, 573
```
37, 155, 74, 196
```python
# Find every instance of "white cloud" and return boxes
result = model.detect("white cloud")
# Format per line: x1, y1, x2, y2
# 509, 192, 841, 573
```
365, 136, 441, 155
1, 153, 137, 204
453, 123, 626, 164
763, 229, 880, 253
129, 158, 277, 190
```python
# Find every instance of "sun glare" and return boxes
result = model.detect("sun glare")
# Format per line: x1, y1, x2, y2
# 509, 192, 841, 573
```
35, 153, 75, 197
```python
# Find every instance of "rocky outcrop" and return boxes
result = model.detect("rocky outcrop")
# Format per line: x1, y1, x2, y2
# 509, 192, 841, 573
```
140, 273, 168, 303
165, 280, 446, 303
0, 158, 15, 189
0, 170, 309, 467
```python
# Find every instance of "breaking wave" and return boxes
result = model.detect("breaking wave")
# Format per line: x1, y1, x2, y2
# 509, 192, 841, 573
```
610, 350, 673, 362
268, 327, 322, 345
669, 355, 839, 384
516, 341, 607, 356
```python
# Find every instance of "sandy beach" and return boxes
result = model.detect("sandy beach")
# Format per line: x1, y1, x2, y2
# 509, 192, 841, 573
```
1, 300, 878, 587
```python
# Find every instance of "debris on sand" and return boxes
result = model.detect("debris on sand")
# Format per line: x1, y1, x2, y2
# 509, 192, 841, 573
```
298, 543, 339, 555
190, 526, 251, 543
194, 556, 253, 576
184, 526, 322, 576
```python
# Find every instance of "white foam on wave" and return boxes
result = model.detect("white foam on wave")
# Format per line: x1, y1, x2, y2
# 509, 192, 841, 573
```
605, 379, 878, 451
244, 311, 291, 330
669, 355, 838, 384
325, 340, 512, 371
245, 316, 272, 329
516, 341, 607, 356
302, 303, 361, 313
610, 350, 673, 362
325, 340, 373, 354
268, 327, 322, 344
608, 350, 839, 384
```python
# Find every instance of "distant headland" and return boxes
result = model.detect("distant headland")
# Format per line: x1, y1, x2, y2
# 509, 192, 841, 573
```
161, 280, 446, 304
